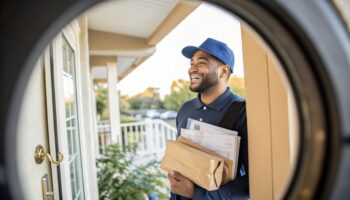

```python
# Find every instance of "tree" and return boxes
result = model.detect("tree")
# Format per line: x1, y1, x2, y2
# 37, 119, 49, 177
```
163, 76, 246, 111
129, 87, 163, 109
119, 94, 131, 115
227, 75, 246, 97
163, 79, 196, 111
94, 83, 109, 120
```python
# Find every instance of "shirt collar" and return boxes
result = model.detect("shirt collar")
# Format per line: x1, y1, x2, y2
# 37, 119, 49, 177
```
193, 87, 233, 111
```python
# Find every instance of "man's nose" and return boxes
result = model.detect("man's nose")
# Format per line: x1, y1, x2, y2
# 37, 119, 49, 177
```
189, 63, 198, 73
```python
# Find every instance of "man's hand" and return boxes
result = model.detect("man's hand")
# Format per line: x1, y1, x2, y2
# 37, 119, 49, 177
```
168, 171, 194, 198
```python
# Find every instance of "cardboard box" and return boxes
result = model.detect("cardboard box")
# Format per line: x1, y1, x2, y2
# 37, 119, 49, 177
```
177, 136, 234, 184
160, 140, 224, 191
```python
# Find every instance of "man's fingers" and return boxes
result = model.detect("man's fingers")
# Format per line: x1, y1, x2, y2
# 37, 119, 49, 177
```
172, 171, 185, 181
169, 171, 194, 198
167, 172, 173, 180
170, 180, 180, 194
168, 173, 175, 185
169, 171, 181, 181
168, 171, 181, 186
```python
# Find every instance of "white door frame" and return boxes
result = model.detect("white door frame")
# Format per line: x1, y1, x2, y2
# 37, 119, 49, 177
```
44, 44, 62, 200
47, 20, 89, 199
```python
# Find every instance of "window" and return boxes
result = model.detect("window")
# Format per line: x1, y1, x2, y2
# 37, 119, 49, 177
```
62, 36, 85, 200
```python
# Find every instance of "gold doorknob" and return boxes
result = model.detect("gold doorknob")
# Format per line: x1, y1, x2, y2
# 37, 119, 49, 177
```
34, 145, 64, 166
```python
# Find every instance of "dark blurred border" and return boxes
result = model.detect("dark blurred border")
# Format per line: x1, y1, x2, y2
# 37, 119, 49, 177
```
1, 0, 349, 199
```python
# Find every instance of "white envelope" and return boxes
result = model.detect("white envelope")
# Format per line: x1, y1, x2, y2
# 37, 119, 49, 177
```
181, 119, 241, 179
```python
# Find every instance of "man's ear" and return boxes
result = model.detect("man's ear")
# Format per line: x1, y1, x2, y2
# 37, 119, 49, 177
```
220, 64, 230, 79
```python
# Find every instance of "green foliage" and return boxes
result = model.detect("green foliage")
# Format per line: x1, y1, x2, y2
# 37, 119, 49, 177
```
95, 77, 245, 122
120, 114, 138, 123
95, 84, 109, 120
96, 143, 168, 200
128, 97, 142, 110
162, 77, 245, 111
129, 96, 163, 110
227, 75, 246, 97
120, 95, 131, 115
128, 87, 164, 110
163, 80, 196, 111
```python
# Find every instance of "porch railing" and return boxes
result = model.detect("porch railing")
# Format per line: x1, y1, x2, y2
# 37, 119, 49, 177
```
97, 119, 177, 163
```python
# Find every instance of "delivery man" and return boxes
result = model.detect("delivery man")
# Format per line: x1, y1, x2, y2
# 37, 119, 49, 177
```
168, 38, 249, 200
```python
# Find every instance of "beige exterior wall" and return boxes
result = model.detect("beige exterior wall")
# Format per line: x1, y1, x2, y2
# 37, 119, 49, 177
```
242, 25, 297, 200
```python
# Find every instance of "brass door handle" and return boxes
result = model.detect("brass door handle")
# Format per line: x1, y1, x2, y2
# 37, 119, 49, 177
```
35, 145, 64, 166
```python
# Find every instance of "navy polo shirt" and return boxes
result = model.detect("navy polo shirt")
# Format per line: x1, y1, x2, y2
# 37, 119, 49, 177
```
176, 87, 245, 135
172, 87, 249, 200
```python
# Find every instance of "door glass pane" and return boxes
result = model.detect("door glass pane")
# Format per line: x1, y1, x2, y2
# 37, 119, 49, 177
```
62, 37, 85, 200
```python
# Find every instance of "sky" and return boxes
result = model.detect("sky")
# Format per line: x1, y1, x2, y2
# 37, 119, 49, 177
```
117, 3, 243, 98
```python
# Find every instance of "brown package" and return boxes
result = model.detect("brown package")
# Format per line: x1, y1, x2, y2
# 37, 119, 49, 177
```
177, 136, 234, 184
160, 140, 224, 191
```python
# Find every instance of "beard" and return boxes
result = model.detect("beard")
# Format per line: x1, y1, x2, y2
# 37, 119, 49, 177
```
189, 69, 219, 93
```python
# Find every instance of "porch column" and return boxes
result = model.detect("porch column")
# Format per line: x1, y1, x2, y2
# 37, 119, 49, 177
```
107, 60, 121, 143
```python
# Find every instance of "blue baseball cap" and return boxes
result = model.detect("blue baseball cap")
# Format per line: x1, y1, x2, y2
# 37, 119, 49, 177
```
182, 38, 235, 73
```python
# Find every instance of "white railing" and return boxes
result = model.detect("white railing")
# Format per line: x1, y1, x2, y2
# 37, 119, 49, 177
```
97, 121, 111, 152
97, 119, 177, 163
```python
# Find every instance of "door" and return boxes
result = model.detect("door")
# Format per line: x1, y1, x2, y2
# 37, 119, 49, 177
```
16, 53, 57, 200
47, 30, 86, 200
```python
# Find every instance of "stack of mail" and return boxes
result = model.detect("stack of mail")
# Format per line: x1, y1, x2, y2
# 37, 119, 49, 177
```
182, 118, 241, 180
160, 118, 241, 190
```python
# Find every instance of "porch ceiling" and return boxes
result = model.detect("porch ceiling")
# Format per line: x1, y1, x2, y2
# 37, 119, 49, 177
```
87, 0, 178, 38
86, 0, 200, 82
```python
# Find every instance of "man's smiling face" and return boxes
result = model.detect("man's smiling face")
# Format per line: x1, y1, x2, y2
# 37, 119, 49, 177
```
188, 50, 224, 93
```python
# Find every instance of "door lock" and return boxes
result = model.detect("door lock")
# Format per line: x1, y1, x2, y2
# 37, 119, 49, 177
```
42, 174, 54, 200
34, 145, 63, 165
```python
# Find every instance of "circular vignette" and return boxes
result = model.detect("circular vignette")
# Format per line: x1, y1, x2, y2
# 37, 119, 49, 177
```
1, 0, 350, 199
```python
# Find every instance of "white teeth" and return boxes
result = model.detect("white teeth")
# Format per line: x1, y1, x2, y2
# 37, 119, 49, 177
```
191, 74, 200, 80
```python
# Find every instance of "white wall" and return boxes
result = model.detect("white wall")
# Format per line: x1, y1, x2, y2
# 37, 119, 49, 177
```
16, 58, 52, 200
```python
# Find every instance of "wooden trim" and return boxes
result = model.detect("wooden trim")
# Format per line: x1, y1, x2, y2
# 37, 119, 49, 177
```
90, 56, 117, 67
88, 29, 153, 52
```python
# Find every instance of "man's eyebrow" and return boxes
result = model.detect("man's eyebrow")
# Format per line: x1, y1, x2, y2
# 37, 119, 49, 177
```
190, 57, 209, 62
